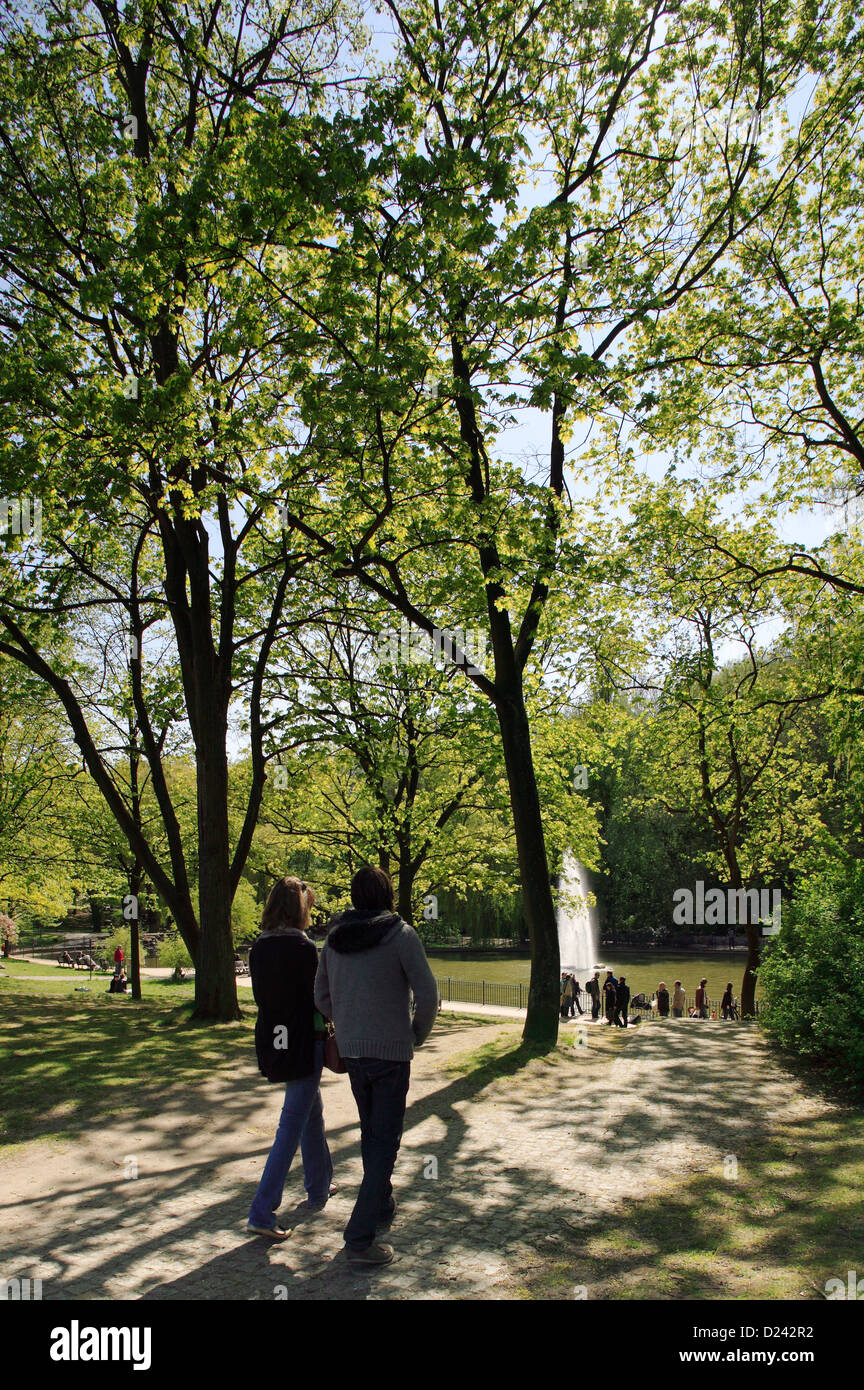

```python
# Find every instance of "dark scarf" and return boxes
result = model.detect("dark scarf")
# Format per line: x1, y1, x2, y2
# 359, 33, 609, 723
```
326, 908, 400, 954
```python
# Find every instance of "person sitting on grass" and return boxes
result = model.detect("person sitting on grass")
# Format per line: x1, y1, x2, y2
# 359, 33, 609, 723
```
107, 970, 128, 994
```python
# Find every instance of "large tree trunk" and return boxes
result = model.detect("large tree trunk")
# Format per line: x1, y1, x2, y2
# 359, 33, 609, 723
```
192, 710, 240, 1021
722, 848, 760, 1019
741, 921, 761, 1019
128, 862, 143, 1003
496, 689, 559, 1046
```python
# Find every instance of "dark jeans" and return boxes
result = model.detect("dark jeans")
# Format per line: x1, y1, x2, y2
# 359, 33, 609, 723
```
343, 1057, 411, 1251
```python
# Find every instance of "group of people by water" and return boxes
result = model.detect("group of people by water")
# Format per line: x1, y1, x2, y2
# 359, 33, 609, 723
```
561, 971, 739, 1023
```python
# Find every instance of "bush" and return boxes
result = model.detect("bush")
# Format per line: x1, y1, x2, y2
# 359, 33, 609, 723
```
155, 933, 194, 969
759, 862, 864, 1090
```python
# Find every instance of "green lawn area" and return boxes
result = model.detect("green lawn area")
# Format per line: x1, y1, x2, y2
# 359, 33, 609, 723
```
2, 956, 99, 978
0, 956, 198, 999
0, 985, 255, 1152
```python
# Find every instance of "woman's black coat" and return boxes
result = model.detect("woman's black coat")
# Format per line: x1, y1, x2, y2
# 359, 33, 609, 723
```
250, 932, 319, 1082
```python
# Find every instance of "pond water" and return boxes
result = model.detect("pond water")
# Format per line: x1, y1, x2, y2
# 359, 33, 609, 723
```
426, 949, 758, 1001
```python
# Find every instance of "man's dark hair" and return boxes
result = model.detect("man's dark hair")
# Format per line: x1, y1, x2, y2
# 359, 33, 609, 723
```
351, 865, 395, 912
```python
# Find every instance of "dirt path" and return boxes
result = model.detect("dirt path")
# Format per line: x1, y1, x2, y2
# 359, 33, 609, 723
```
0, 1019, 830, 1300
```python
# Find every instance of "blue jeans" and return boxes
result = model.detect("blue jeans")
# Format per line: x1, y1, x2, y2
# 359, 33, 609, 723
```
249, 1040, 332, 1228
343, 1057, 410, 1251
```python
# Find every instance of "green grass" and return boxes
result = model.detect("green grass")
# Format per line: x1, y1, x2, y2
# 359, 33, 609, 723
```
0, 959, 198, 1000
0, 988, 256, 1152
445, 1015, 632, 1082
2, 956, 98, 979
445, 1033, 538, 1076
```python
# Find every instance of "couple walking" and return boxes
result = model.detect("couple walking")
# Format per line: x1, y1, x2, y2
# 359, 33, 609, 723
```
246, 865, 438, 1266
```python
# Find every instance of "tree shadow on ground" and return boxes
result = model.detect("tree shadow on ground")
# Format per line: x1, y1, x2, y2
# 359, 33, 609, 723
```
3, 1010, 862, 1301
0, 993, 258, 1148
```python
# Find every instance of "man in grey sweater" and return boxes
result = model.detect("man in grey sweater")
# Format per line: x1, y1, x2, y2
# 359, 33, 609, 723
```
314, 866, 438, 1266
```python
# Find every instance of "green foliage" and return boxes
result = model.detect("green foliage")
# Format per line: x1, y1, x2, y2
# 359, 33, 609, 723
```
759, 863, 864, 1089
0, 0, 860, 1039
230, 878, 260, 943
154, 933, 194, 970
429, 886, 526, 943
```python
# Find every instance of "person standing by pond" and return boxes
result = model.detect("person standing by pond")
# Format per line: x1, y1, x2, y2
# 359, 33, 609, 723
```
562, 973, 578, 1018
721, 982, 735, 1020
656, 982, 670, 1018
671, 981, 685, 1018
586, 972, 601, 1020
247, 876, 333, 1240
603, 970, 618, 1024
615, 975, 630, 1028
560, 972, 570, 1019
694, 978, 709, 1019
571, 976, 584, 1016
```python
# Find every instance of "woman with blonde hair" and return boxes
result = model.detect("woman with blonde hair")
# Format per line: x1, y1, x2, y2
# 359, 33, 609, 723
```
246, 876, 334, 1239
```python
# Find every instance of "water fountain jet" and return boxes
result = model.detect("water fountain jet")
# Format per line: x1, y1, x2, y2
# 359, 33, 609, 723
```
556, 850, 599, 975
